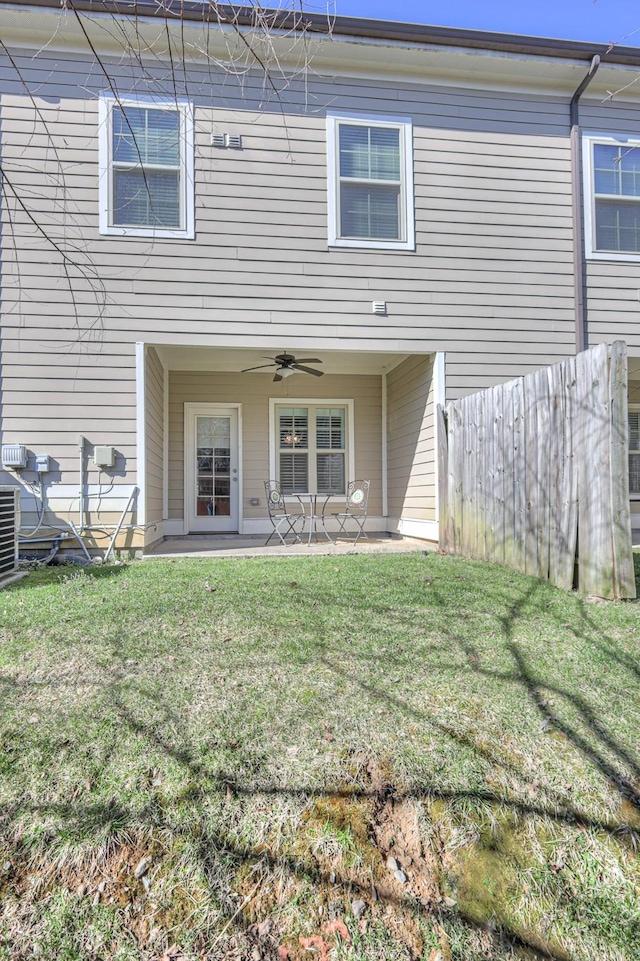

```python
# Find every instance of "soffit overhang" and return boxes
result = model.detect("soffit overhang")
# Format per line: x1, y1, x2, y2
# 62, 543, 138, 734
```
1, 1, 640, 101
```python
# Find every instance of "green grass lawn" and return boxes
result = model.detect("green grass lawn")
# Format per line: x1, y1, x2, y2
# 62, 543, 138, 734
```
0, 552, 639, 961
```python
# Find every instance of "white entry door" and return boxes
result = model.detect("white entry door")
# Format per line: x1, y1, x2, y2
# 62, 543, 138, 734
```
186, 406, 240, 532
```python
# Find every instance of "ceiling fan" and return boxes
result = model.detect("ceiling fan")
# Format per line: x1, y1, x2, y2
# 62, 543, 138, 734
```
241, 352, 324, 382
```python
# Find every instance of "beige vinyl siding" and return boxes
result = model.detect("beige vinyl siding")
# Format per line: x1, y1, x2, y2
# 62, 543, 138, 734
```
0, 340, 138, 536
168, 373, 382, 522
144, 347, 165, 526
1, 49, 574, 359
386, 356, 436, 523
1, 35, 600, 527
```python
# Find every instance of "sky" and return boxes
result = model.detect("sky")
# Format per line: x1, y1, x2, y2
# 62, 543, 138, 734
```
320, 1, 640, 47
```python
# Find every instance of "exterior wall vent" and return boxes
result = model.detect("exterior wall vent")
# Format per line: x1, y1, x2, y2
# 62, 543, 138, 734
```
372, 301, 387, 316
226, 134, 243, 149
211, 133, 226, 148
0, 487, 20, 582
1, 444, 27, 470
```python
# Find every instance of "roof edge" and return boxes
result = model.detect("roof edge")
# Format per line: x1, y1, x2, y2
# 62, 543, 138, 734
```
3, 0, 640, 66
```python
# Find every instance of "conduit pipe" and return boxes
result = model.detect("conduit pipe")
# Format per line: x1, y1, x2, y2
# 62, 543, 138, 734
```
78, 434, 86, 532
571, 55, 600, 354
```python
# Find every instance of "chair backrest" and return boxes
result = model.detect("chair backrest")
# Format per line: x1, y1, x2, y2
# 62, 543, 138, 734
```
346, 479, 370, 513
264, 480, 286, 517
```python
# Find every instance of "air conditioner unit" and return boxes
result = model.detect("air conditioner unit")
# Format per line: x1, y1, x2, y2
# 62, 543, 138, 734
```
0, 487, 20, 582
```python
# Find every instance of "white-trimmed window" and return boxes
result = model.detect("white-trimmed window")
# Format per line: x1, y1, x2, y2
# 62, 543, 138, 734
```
629, 408, 640, 495
327, 111, 414, 250
584, 134, 640, 260
274, 404, 350, 494
99, 94, 194, 238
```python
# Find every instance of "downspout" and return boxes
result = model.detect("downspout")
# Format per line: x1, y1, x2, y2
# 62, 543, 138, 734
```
571, 55, 600, 354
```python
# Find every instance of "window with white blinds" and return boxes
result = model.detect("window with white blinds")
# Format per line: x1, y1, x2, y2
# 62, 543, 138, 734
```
327, 112, 414, 250
99, 95, 194, 238
629, 409, 640, 494
277, 405, 346, 494
584, 135, 640, 260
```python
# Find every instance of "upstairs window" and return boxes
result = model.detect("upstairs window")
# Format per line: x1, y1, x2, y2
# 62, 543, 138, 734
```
99, 95, 194, 238
327, 112, 414, 250
584, 135, 640, 260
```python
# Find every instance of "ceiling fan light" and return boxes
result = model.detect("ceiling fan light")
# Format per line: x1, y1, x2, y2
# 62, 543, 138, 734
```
279, 367, 295, 379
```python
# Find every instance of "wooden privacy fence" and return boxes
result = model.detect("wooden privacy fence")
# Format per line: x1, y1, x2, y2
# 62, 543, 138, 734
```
437, 342, 635, 599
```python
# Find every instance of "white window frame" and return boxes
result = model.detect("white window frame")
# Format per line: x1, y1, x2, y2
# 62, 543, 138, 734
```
269, 399, 356, 495
583, 132, 640, 262
98, 92, 195, 239
629, 404, 640, 499
327, 110, 415, 251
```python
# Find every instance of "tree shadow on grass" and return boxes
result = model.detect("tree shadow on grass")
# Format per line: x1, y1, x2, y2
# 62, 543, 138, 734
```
3, 556, 640, 959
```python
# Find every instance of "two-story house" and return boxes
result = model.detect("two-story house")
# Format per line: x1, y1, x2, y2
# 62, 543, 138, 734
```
2, 0, 640, 554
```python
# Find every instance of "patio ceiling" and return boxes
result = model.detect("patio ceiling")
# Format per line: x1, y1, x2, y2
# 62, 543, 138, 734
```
154, 346, 414, 376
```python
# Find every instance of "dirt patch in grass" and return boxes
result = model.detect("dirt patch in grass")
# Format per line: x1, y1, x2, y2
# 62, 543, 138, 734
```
231, 757, 454, 960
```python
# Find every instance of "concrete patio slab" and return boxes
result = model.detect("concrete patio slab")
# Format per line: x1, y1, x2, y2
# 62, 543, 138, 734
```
145, 534, 434, 559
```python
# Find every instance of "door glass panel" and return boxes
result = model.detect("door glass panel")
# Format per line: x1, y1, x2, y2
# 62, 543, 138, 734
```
196, 416, 231, 517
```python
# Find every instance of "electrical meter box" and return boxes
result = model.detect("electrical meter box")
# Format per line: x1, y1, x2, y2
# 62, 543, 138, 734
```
94, 446, 115, 469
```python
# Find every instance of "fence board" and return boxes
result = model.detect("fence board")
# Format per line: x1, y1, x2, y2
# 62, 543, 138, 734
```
578, 344, 614, 597
437, 341, 635, 599
548, 361, 564, 585
534, 367, 551, 580
609, 342, 635, 598
523, 374, 540, 576
503, 381, 516, 570
513, 376, 526, 573
493, 384, 506, 566
476, 389, 487, 561
485, 387, 497, 563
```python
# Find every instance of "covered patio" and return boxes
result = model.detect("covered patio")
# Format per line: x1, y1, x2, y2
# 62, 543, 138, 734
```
138, 343, 444, 552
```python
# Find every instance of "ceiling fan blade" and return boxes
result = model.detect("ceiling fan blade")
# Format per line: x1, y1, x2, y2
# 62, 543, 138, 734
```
292, 364, 324, 377
273, 372, 283, 383
293, 358, 322, 364
241, 363, 276, 373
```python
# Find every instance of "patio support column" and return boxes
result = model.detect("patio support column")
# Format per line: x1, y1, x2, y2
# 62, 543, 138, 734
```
135, 341, 147, 531
163, 364, 169, 522
433, 351, 446, 540
382, 371, 388, 520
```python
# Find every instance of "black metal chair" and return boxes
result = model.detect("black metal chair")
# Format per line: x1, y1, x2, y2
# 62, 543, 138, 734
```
327, 479, 370, 544
264, 481, 305, 546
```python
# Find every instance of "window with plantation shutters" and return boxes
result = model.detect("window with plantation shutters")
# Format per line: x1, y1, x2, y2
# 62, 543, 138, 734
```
99, 95, 194, 238
277, 405, 346, 494
629, 409, 640, 494
327, 112, 414, 250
